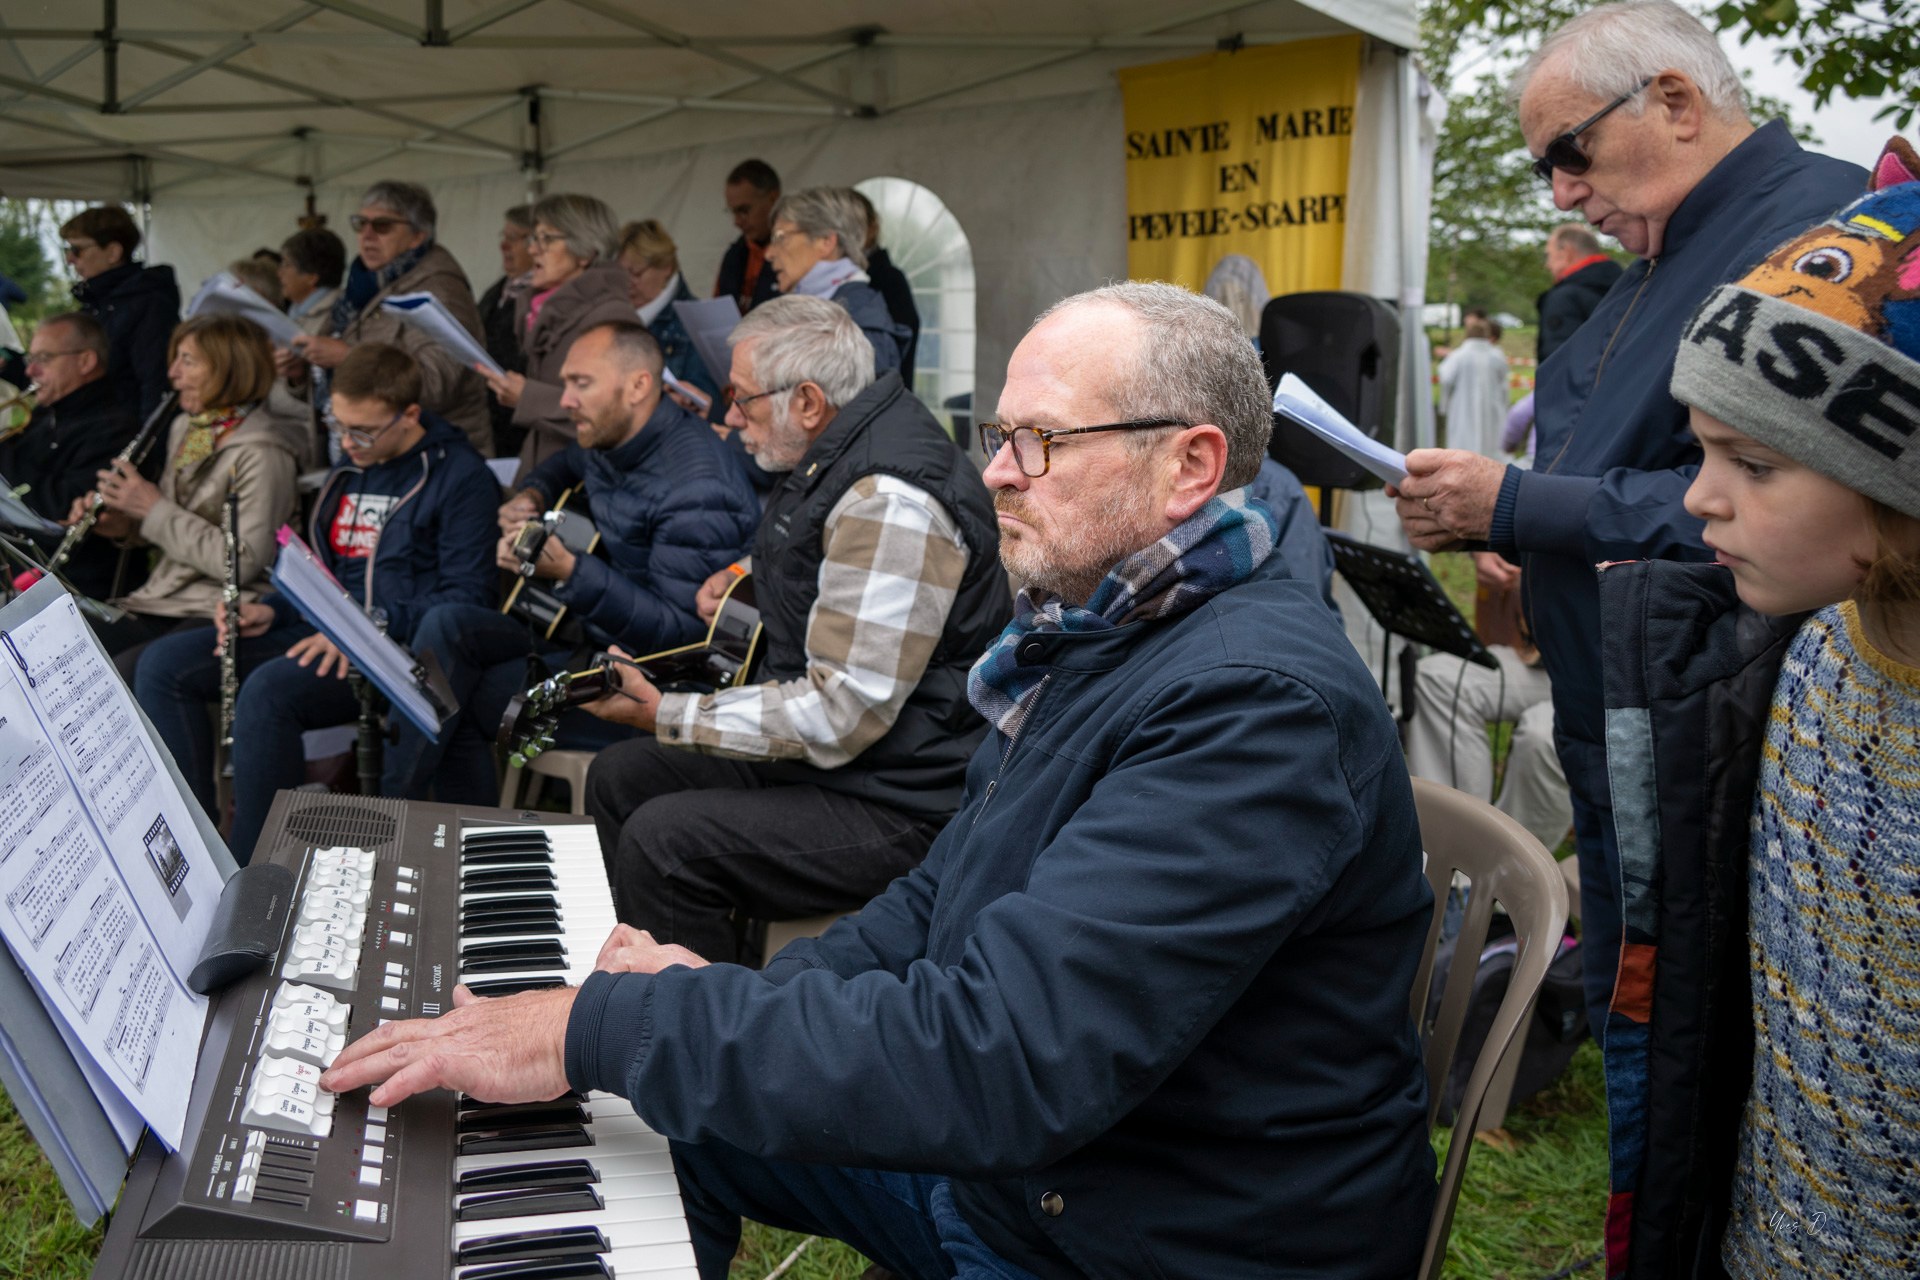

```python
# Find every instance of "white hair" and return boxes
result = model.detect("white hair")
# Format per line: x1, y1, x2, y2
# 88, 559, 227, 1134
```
1510, 0, 1746, 119
728, 294, 875, 412
770, 187, 870, 270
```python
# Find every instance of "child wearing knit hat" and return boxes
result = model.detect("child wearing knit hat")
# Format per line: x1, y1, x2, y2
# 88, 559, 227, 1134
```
1666, 137, 1920, 1278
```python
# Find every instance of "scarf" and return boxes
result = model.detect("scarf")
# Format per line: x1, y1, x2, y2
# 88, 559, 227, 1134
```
790, 257, 867, 298
966, 489, 1279, 739
172, 405, 248, 472
317, 239, 433, 421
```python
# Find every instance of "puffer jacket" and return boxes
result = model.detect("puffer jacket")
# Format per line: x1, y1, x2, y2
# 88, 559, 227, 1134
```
1596, 558, 1803, 1280
829, 279, 910, 374
513, 262, 640, 478
518, 395, 760, 653
329, 244, 492, 458
118, 400, 304, 619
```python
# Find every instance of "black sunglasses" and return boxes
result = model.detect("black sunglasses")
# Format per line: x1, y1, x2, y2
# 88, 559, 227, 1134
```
1530, 78, 1654, 182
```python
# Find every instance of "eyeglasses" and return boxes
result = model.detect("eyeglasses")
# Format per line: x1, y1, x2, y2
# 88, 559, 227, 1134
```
531, 231, 569, 250
61, 241, 95, 258
325, 407, 405, 449
731, 383, 797, 408
1530, 78, 1653, 182
978, 418, 1188, 478
767, 227, 808, 247
25, 348, 83, 365
349, 214, 413, 235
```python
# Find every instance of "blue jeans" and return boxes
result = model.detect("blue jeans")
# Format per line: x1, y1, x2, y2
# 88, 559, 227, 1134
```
1556, 732, 1621, 1044
228, 650, 395, 864
132, 621, 305, 844
670, 1137, 1042, 1280
390, 603, 630, 805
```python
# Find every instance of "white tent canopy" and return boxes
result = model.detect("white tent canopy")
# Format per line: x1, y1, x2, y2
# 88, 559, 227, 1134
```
0, 0, 1432, 440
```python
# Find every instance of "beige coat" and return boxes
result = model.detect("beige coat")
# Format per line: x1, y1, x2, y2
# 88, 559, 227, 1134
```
512, 263, 638, 479
116, 402, 303, 619
333, 244, 492, 458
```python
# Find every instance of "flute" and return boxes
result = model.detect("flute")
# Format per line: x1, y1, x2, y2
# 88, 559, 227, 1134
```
218, 468, 241, 765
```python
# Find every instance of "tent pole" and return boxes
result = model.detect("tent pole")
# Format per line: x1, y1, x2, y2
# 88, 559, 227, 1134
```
101, 0, 119, 113
523, 88, 545, 199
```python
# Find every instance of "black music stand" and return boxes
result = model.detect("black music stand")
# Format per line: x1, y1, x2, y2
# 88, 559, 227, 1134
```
1325, 531, 1496, 719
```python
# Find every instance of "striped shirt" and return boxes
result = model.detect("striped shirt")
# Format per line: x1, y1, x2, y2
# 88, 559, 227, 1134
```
1723, 602, 1920, 1278
655, 472, 971, 767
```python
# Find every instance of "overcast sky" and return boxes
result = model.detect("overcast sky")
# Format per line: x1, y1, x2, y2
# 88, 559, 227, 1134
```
1726, 35, 1908, 169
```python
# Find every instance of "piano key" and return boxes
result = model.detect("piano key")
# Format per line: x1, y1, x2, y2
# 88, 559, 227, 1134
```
456, 1259, 610, 1280
459, 1124, 593, 1156
457, 1158, 599, 1193
457, 1186, 605, 1221
456, 1101, 589, 1131
461, 893, 561, 915
462, 976, 567, 997
455, 1224, 609, 1266
461, 953, 568, 976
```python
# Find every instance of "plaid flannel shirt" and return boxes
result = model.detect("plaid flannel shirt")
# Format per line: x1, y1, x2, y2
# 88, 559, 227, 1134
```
656, 472, 972, 767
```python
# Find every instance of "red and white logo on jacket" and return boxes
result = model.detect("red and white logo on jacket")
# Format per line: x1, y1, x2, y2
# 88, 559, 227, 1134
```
328, 492, 397, 558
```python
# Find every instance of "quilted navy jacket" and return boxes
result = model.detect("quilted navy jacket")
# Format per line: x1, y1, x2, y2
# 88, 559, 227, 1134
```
520, 396, 759, 653
567, 554, 1436, 1278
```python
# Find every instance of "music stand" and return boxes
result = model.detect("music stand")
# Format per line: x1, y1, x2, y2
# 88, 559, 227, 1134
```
1325, 531, 1496, 718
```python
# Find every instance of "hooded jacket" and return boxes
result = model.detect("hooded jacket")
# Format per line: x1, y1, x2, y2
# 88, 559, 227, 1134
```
566, 553, 1436, 1279
72, 261, 181, 421
1597, 558, 1802, 1280
117, 400, 304, 619
512, 262, 639, 478
277, 412, 500, 646
328, 243, 492, 458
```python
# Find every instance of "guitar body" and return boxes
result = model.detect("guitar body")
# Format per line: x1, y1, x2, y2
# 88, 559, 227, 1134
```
501, 486, 603, 644
499, 572, 765, 764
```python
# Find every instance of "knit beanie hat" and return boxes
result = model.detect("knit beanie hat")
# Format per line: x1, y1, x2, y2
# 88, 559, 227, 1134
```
1671, 136, 1920, 518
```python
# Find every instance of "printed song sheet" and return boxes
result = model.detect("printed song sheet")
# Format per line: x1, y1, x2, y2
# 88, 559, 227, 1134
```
382, 292, 504, 378
671, 297, 742, 402
1271, 372, 1409, 485
0, 591, 216, 1150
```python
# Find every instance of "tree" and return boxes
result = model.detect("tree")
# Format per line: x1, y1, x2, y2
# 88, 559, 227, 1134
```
1711, 0, 1920, 129
0, 199, 72, 334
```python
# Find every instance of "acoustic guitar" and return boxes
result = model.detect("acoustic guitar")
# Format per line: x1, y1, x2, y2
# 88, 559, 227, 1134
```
501, 486, 602, 644
498, 570, 763, 766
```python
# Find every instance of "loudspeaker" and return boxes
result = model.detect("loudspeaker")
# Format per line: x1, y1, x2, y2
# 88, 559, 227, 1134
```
1259, 291, 1400, 491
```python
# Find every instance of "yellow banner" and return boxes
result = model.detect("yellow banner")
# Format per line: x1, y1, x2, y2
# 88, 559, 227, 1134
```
1117, 36, 1361, 302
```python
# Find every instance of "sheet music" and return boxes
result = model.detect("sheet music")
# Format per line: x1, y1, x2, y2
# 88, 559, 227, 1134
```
270, 528, 444, 737
186, 271, 303, 346
1272, 372, 1409, 484
0, 660, 206, 1152
382, 292, 504, 378
672, 297, 741, 399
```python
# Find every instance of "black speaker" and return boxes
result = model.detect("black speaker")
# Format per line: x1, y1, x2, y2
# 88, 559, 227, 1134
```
1258, 291, 1401, 491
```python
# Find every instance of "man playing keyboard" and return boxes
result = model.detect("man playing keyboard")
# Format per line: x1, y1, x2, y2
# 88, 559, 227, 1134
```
323, 283, 1438, 1280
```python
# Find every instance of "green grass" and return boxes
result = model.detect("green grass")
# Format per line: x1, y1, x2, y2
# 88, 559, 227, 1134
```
5, 1037, 1608, 1280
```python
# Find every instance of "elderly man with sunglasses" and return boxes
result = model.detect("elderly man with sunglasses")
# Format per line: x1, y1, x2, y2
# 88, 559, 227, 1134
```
1388, 0, 1861, 1041
322, 282, 1434, 1280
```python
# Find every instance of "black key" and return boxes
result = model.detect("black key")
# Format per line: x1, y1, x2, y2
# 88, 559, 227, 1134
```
462, 914, 563, 938
456, 1157, 598, 1192
462, 829, 553, 848
463, 847, 554, 867
461, 953, 567, 975
462, 871, 557, 893
458, 1257, 611, 1280
456, 1105, 583, 1128
458, 1123, 593, 1155
462, 938, 565, 960
462, 976, 565, 997
457, 1186, 605, 1221
455, 1225, 609, 1266
460, 894, 559, 916
461, 1089, 585, 1111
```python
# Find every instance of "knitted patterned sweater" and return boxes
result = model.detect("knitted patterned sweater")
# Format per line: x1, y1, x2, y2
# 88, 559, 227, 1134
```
1723, 602, 1920, 1278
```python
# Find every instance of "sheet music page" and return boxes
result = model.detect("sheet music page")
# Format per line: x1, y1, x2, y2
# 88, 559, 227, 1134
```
0, 672, 204, 1152
382, 292, 504, 378
1272, 372, 1409, 485
186, 271, 303, 346
671, 297, 741, 400
2, 593, 225, 979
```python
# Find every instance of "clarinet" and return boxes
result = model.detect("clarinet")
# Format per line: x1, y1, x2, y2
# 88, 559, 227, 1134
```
218, 472, 241, 766
48, 389, 180, 571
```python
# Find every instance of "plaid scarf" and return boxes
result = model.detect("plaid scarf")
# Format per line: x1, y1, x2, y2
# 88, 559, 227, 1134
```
966, 489, 1278, 739
172, 405, 247, 472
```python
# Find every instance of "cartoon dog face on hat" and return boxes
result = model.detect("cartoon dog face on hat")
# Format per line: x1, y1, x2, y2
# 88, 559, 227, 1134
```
1736, 137, 1920, 337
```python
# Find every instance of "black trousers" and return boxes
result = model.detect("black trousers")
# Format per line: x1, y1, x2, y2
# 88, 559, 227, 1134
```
584, 736, 939, 965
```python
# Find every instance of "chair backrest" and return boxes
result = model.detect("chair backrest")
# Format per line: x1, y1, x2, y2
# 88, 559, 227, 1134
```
1408, 777, 1570, 1280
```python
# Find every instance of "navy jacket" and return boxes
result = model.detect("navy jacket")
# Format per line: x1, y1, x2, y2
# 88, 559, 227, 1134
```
566, 555, 1435, 1279
276, 413, 499, 645
72, 261, 180, 421
1598, 560, 1801, 1280
1535, 256, 1624, 362
521, 396, 759, 653
830, 280, 910, 374
1488, 122, 1862, 749
865, 247, 922, 386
